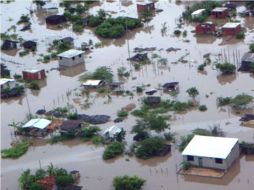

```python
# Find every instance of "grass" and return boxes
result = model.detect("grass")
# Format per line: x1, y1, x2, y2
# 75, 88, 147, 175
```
1, 140, 30, 159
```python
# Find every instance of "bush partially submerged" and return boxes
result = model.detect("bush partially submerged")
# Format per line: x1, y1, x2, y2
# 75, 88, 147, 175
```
113, 175, 145, 190
1, 140, 30, 158
103, 141, 125, 160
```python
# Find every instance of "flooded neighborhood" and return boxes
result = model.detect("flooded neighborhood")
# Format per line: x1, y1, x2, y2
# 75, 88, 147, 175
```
1, 0, 254, 190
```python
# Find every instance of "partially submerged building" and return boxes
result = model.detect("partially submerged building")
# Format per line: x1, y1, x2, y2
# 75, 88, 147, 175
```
45, 15, 67, 25
191, 9, 206, 19
137, 2, 155, 13
211, 7, 228, 19
0, 78, 16, 90
60, 120, 83, 135
23, 40, 37, 50
103, 125, 122, 139
182, 135, 239, 170
57, 49, 84, 67
22, 118, 52, 130
162, 82, 179, 92
1, 40, 18, 50
195, 22, 216, 35
22, 68, 46, 80
221, 22, 241, 35
239, 52, 254, 72
82, 80, 105, 88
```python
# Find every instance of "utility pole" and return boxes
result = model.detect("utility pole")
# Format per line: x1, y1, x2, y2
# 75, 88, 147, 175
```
25, 89, 32, 119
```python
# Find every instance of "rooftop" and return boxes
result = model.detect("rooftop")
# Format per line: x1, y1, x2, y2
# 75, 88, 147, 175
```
23, 68, 44, 73
103, 125, 122, 136
182, 135, 238, 159
191, 9, 206, 16
57, 49, 84, 58
212, 7, 228, 12
137, 1, 154, 6
82, 80, 103, 86
241, 52, 254, 62
23, 118, 52, 129
0, 78, 15, 86
222, 22, 240, 29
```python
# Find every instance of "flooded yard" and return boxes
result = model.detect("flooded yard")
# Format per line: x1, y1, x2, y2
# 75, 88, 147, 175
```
1, 0, 254, 190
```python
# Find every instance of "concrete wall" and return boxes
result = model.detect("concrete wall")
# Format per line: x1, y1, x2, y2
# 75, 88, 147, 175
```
183, 142, 240, 170
59, 54, 84, 67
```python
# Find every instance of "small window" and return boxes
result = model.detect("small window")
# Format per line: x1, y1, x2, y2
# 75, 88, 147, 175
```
187, 155, 194, 161
79, 54, 82, 58
59, 56, 62, 60
215, 158, 223, 164
72, 57, 75, 60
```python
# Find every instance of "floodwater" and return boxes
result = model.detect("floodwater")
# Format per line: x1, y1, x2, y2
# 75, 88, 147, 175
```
1, 0, 254, 190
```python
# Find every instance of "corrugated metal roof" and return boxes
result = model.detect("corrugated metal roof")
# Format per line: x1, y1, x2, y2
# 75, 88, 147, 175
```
23, 118, 51, 129
57, 49, 84, 58
0, 78, 15, 86
222, 22, 240, 29
82, 80, 102, 86
103, 125, 122, 137
212, 7, 228, 12
191, 9, 206, 16
182, 135, 238, 159
23, 68, 43, 73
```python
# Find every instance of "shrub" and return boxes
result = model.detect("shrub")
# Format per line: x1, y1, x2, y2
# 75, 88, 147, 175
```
135, 137, 166, 159
164, 132, 175, 142
14, 73, 22, 79
180, 161, 192, 171
198, 64, 205, 71
236, 32, 245, 40
199, 105, 207, 111
217, 97, 232, 106
249, 43, 254, 53
216, 63, 236, 74
178, 134, 194, 152
1, 140, 30, 158
93, 66, 113, 83
231, 94, 253, 108
56, 175, 74, 187
136, 86, 143, 93
113, 175, 145, 190
117, 110, 128, 118
28, 81, 40, 90
72, 23, 84, 33
174, 29, 181, 36
67, 112, 78, 120
91, 135, 105, 145
103, 141, 125, 160
186, 87, 199, 99
81, 126, 100, 139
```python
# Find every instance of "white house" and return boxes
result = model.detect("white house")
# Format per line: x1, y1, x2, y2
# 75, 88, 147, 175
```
103, 125, 122, 139
82, 80, 105, 88
182, 135, 239, 170
191, 9, 206, 19
22, 118, 52, 130
57, 49, 85, 67
0, 78, 16, 90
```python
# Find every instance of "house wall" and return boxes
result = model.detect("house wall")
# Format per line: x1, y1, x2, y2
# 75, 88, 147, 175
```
196, 24, 215, 35
23, 70, 46, 80
58, 54, 85, 67
0, 81, 16, 90
183, 142, 239, 170
137, 3, 155, 12
212, 10, 228, 19
222, 25, 241, 35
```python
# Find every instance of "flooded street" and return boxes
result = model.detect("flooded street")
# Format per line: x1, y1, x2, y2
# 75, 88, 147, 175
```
1, 0, 254, 190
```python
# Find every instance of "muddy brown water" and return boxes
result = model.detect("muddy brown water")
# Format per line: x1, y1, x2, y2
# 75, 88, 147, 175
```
1, 1, 254, 190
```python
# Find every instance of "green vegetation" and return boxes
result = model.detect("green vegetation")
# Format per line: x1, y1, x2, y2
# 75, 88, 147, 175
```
178, 134, 194, 152
199, 105, 207, 111
17, 14, 30, 24
136, 86, 143, 93
117, 67, 130, 78
67, 112, 78, 120
174, 29, 181, 36
80, 66, 113, 83
180, 161, 192, 171
217, 94, 253, 108
113, 175, 145, 190
28, 81, 40, 90
182, 1, 222, 22
186, 87, 199, 99
216, 63, 236, 74
95, 17, 142, 38
117, 110, 128, 118
134, 137, 167, 159
249, 43, 254, 53
19, 164, 75, 189
0, 32, 18, 40
81, 126, 101, 141
198, 64, 205, 71
103, 141, 125, 160
236, 32, 245, 40
1, 140, 30, 158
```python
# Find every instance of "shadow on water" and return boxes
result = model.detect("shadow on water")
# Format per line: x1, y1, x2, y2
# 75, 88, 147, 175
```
183, 158, 240, 186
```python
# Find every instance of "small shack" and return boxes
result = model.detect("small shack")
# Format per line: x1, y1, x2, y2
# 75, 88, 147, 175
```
195, 22, 216, 35
1, 40, 18, 50
82, 80, 105, 88
0, 78, 16, 90
45, 15, 67, 25
222, 22, 241, 35
60, 120, 83, 135
23, 41, 37, 50
103, 125, 122, 139
162, 82, 179, 92
59, 37, 74, 46
22, 68, 46, 80
57, 49, 85, 67
137, 2, 155, 13
239, 52, 254, 72
211, 7, 228, 19
182, 135, 239, 170
191, 9, 206, 19
23, 118, 51, 129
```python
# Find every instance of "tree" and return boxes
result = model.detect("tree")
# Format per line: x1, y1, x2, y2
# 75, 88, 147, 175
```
231, 94, 253, 109
186, 87, 199, 99
249, 43, 254, 53
145, 114, 169, 132
216, 63, 236, 74
93, 66, 113, 83
103, 141, 125, 160
113, 175, 145, 190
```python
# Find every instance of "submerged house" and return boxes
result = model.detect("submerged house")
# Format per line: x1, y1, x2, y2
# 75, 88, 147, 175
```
22, 68, 46, 80
182, 135, 239, 171
82, 80, 105, 88
137, 2, 155, 13
59, 37, 74, 46
162, 82, 179, 92
211, 7, 228, 19
45, 15, 67, 25
0, 78, 16, 90
221, 22, 241, 35
239, 52, 254, 72
23, 40, 37, 50
195, 22, 216, 35
1, 40, 18, 50
57, 49, 84, 67
22, 118, 52, 136
191, 9, 206, 19
103, 125, 122, 139
60, 120, 83, 135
